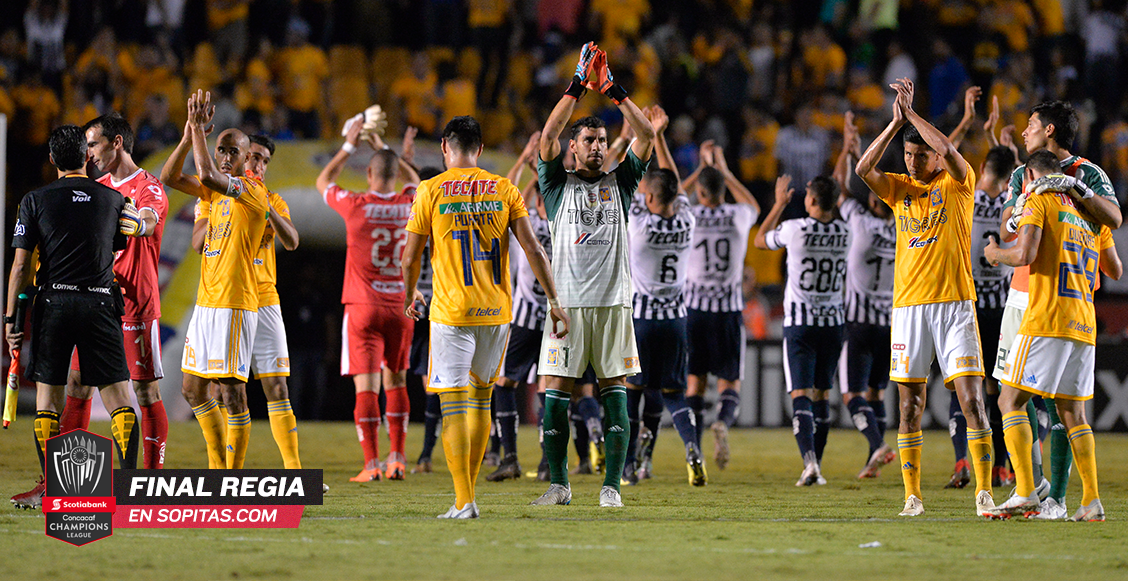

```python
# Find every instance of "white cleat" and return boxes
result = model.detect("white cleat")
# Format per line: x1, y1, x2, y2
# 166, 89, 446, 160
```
899, 495, 924, 517
984, 494, 1039, 519
437, 502, 479, 519
530, 484, 572, 506
795, 462, 822, 487
599, 486, 623, 507
1032, 497, 1068, 520
1033, 477, 1051, 502
975, 490, 995, 517
322, 483, 330, 494
1070, 499, 1105, 522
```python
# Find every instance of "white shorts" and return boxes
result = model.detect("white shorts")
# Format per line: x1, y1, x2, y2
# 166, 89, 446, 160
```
538, 305, 640, 379
251, 304, 290, 379
1000, 334, 1095, 401
427, 322, 509, 392
889, 300, 983, 383
992, 303, 1025, 381
182, 306, 258, 383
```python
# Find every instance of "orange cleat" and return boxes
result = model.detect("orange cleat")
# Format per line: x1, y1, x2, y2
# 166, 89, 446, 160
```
349, 468, 382, 482
384, 453, 406, 480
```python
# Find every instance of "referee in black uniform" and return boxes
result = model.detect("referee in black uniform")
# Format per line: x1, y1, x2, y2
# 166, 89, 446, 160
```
6, 125, 141, 482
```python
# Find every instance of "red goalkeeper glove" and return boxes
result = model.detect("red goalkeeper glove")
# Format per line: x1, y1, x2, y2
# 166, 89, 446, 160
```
584, 49, 628, 105
565, 42, 599, 100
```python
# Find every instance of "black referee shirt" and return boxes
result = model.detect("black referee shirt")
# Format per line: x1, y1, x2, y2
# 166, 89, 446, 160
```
11, 175, 126, 292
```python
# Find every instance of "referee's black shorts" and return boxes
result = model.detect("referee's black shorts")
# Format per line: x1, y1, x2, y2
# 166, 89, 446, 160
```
29, 291, 129, 386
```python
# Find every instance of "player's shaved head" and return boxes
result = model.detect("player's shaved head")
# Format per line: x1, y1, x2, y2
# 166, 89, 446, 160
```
368, 148, 398, 185
218, 128, 249, 149
1026, 149, 1059, 176
215, 129, 250, 176
642, 168, 679, 206
697, 166, 725, 204
806, 176, 838, 212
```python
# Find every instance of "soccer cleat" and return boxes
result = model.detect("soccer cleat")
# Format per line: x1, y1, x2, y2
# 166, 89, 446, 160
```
10, 477, 45, 510
711, 421, 730, 470
621, 460, 639, 486
437, 502, 479, 519
384, 453, 406, 481
590, 440, 606, 474
686, 445, 707, 487
530, 484, 572, 506
411, 459, 433, 474
322, 483, 330, 493
599, 486, 623, 507
857, 444, 896, 479
535, 467, 550, 482
1070, 499, 1105, 522
1032, 497, 1068, 520
795, 462, 822, 487
899, 495, 924, 516
944, 459, 971, 489
992, 465, 1015, 487
1033, 477, 1051, 502
483, 451, 501, 468
975, 490, 996, 517
636, 426, 654, 463
350, 467, 382, 482
486, 455, 522, 482
637, 457, 653, 480
983, 494, 1039, 519
570, 458, 593, 475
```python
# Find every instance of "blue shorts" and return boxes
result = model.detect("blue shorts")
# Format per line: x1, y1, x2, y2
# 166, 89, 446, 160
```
409, 315, 430, 377
503, 325, 542, 383
783, 324, 844, 392
687, 309, 745, 381
627, 317, 688, 392
840, 322, 891, 393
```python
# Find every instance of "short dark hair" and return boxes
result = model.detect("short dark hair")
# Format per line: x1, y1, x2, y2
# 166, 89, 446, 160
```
643, 168, 679, 205
369, 148, 398, 182
984, 146, 1016, 178
442, 116, 482, 153
248, 133, 275, 156
569, 116, 606, 141
1026, 149, 1060, 175
418, 166, 443, 180
83, 112, 134, 154
902, 125, 929, 148
49, 125, 88, 171
1030, 101, 1078, 149
698, 166, 724, 200
808, 175, 838, 211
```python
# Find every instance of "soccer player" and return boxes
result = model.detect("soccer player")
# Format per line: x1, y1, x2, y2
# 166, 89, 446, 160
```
995, 100, 1123, 518
983, 150, 1122, 521
624, 104, 705, 487
856, 78, 994, 517
683, 141, 761, 471
161, 90, 270, 470
532, 43, 655, 508
192, 134, 302, 469
833, 113, 896, 480
755, 174, 850, 486
402, 115, 566, 518
56, 113, 169, 471
8, 125, 141, 509
315, 118, 420, 482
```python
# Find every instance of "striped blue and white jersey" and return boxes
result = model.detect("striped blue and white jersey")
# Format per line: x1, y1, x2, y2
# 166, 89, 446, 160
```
970, 188, 1012, 310
765, 216, 850, 327
685, 203, 757, 312
841, 197, 895, 326
628, 194, 696, 320
511, 212, 553, 330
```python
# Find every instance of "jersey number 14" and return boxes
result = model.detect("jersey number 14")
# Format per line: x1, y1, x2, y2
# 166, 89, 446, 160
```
453, 229, 502, 286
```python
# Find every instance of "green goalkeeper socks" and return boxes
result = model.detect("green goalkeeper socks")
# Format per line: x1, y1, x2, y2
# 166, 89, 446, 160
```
543, 390, 572, 487
1046, 401, 1072, 502
600, 384, 629, 492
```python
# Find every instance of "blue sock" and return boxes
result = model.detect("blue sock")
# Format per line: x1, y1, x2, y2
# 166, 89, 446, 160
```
495, 385, 518, 458
571, 407, 590, 460
847, 396, 884, 457
625, 389, 642, 462
717, 391, 740, 427
419, 392, 441, 462
687, 395, 705, 447
664, 390, 698, 451
792, 396, 816, 463
949, 392, 967, 462
642, 390, 663, 454
577, 396, 602, 443
869, 396, 887, 437
813, 399, 830, 463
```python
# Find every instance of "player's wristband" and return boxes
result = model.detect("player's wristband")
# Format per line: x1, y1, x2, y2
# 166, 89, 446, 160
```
548, 298, 561, 311
605, 84, 628, 106
341, 142, 357, 155
564, 75, 586, 100
137, 220, 147, 237
1006, 215, 1020, 234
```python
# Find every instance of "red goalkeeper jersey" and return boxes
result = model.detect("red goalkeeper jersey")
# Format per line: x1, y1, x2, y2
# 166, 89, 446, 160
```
98, 168, 168, 322
323, 182, 416, 307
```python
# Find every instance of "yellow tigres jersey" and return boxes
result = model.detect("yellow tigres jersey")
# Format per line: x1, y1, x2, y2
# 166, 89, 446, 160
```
1018, 194, 1105, 344
196, 176, 269, 311
406, 166, 528, 326
254, 191, 290, 307
878, 162, 977, 308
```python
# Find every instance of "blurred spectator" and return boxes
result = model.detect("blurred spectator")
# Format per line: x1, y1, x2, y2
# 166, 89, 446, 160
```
438, 58, 476, 123
210, 81, 243, 131
745, 23, 776, 105
774, 104, 831, 193
135, 93, 180, 160
589, 0, 650, 47
73, 27, 119, 111
537, 0, 584, 38
206, 0, 250, 70
61, 85, 98, 128
985, 0, 1036, 53
1081, 3, 1126, 114
738, 107, 779, 186
236, 38, 276, 126
988, 53, 1032, 133
669, 114, 698, 178
881, 40, 916, 87
275, 18, 328, 138
468, 0, 510, 108
796, 25, 846, 91
119, 43, 184, 127
24, 0, 68, 87
391, 52, 439, 136
1102, 103, 1128, 203
423, 0, 466, 47
928, 38, 969, 118
0, 28, 22, 85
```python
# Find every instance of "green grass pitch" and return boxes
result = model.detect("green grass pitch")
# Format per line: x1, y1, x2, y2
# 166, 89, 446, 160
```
2, 421, 1127, 580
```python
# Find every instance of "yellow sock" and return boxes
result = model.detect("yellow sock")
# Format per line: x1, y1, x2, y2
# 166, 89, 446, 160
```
467, 384, 493, 497
226, 410, 252, 469
1068, 424, 1099, 506
110, 406, 139, 469
897, 431, 923, 500
216, 401, 229, 449
1001, 411, 1034, 497
966, 427, 994, 495
34, 410, 60, 471
439, 390, 472, 509
267, 399, 301, 469
191, 399, 226, 469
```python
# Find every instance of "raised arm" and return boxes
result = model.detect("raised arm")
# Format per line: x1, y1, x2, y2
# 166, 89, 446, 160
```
713, 143, 758, 212
316, 114, 363, 194
893, 78, 969, 183
511, 216, 570, 338
681, 140, 715, 192
160, 115, 208, 199
646, 105, 678, 181
855, 98, 905, 201
834, 112, 861, 200
540, 42, 600, 162
268, 202, 300, 251
188, 90, 241, 196
983, 95, 1001, 147
947, 86, 981, 150
754, 175, 793, 250
602, 119, 634, 171
586, 48, 654, 161
509, 132, 541, 185
401, 231, 429, 321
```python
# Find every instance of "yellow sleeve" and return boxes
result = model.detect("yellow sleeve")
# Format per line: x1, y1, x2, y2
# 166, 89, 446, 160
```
406, 182, 433, 235
239, 177, 270, 214
1017, 195, 1047, 230
269, 191, 291, 219
878, 172, 911, 206
194, 198, 211, 221
504, 180, 529, 221
1100, 226, 1114, 250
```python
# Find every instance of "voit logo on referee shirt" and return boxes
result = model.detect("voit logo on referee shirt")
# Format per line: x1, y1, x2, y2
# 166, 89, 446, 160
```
42, 430, 117, 545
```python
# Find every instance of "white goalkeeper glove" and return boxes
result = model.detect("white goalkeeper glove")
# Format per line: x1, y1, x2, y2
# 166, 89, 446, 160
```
120, 199, 145, 237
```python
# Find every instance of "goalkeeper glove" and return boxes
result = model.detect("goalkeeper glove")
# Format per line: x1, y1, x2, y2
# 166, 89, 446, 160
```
585, 49, 628, 105
565, 42, 599, 100
120, 198, 145, 237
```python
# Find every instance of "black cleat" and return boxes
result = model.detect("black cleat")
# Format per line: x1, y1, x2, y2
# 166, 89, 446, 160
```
486, 454, 522, 482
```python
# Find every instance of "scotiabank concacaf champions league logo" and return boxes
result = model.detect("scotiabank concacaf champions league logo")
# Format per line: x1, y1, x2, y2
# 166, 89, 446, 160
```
43, 430, 116, 545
